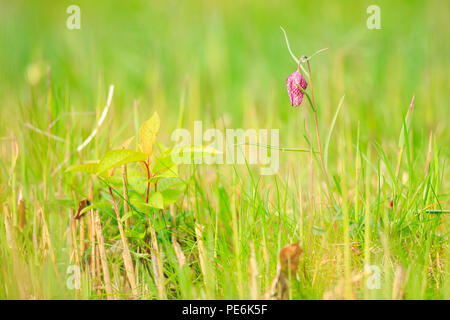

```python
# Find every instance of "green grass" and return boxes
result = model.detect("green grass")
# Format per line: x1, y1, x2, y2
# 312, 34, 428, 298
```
0, 0, 448, 299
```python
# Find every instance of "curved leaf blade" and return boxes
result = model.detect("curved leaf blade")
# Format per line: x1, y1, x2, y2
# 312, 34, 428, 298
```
97, 149, 147, 175
66, 161, 100, 174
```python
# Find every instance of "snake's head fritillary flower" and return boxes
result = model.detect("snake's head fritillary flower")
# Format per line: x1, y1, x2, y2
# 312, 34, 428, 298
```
286, 57, 308, 107
286, 71, 307, 106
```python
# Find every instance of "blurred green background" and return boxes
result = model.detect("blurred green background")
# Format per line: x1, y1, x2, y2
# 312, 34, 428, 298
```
0, 0, 448, 174
0, 0, 448, 300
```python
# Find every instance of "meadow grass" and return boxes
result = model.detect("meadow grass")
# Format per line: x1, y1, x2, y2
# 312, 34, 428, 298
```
0, 0, 448, 299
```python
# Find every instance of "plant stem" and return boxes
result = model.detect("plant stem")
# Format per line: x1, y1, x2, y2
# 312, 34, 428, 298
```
306, 60, 330, 183
144, 159, 151, 203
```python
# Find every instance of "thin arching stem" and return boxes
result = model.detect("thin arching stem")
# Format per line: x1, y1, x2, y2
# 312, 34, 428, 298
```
280, 26, 299, 64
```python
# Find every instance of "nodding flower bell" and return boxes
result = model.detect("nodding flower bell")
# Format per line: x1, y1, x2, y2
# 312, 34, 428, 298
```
286, 56, 308, 107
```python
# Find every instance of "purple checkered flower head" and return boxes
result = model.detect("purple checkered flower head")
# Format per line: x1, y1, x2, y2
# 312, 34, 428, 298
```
286, 56, 308, 107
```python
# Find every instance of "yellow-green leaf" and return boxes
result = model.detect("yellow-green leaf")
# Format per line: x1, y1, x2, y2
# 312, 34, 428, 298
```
152, 149, 178, 177
161, 187, 185, 206
78, 201, 112, 217
147, 192, 164, 209
66, 161, 100, 174
97, 149, 148, 175
139, 112, 160, 156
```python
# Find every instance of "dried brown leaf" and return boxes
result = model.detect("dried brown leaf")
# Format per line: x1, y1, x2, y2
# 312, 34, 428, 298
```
279, 243, 303, 277
74, 198, 91, 220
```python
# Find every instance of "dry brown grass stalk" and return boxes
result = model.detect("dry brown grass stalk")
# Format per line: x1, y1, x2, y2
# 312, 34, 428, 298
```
170, 205, 186, 268
94, 210, 115, 300
392, 266, 406, 300
195, 223, 209, 290
108, 187, 138, 297
38, 205, 60, 279
248, 242, 259, 300
3, 205, 29, 298
18, 190, 26, 231
150, 223, 166, 299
